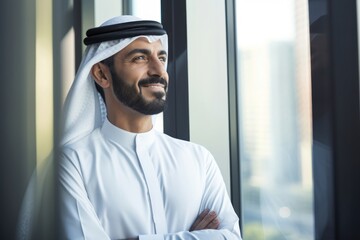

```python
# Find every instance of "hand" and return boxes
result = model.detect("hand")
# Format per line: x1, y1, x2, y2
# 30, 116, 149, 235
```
190, 209, 220, 231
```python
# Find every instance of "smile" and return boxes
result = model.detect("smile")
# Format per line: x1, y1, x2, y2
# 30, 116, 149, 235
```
138, 77, 168, 92
141, 83, 165, 89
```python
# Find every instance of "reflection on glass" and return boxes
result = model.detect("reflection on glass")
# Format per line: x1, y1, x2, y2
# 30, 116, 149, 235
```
236, 0, 314, 239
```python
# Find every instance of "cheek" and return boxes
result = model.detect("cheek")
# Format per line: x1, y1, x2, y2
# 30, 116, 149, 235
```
119, 67, 146, 84
116, 71, 136, 86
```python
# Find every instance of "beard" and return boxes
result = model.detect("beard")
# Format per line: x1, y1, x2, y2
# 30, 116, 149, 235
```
111, 70, 168, 115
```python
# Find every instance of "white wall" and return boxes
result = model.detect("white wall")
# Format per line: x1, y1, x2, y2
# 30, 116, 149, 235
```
186, 0, 231, 194
95, 0, 122, 25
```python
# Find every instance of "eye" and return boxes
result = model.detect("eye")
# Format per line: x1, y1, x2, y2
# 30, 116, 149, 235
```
159, 56, 167, 63
132, 55, 147, 62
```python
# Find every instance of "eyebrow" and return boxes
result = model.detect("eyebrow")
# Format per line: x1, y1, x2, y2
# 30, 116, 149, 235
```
125, 48, 168, 58
158, 50, 167, 56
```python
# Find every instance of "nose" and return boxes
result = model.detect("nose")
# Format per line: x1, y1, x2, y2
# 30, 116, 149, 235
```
148, 57, 167, 78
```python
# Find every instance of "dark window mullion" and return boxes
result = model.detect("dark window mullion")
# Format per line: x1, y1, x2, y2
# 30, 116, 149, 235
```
161, 0, 189, 141
225, 0, 242, 228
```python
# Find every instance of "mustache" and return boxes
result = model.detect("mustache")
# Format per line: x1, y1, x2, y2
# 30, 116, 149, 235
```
138, 77, 168, 90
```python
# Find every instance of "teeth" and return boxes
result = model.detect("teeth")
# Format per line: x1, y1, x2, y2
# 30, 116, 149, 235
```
143, 84, 163, 88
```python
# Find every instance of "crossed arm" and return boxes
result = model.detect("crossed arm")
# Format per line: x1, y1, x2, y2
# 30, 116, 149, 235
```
125, 209, 220, 240
59, 148, 241, 239
190, 208, 220, 231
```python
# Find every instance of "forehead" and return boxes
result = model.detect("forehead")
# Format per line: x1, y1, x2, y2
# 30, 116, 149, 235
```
119, 37, 165, 55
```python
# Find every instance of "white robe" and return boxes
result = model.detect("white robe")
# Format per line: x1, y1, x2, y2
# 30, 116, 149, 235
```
59, 119, 241, 240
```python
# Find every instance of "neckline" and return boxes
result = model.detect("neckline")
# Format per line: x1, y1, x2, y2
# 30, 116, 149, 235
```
101, 118, 155, 149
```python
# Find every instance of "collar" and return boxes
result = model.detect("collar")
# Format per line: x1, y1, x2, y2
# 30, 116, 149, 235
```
101, 118, 156, 149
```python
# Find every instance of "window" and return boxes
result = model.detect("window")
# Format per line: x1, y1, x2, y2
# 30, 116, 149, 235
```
235, 0, 314, 239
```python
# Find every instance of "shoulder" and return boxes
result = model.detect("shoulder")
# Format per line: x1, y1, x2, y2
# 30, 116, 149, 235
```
156, 131, 199, 146
59, 129, 106, 178
63, 128, 103, 149
155, 131, 213, 158
60, 128, 104, 161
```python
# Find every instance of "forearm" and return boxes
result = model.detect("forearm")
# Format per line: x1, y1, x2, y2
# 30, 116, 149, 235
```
138, 228, 241, 240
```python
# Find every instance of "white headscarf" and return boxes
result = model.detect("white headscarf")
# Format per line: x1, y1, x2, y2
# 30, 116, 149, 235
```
61, 15, 168, 146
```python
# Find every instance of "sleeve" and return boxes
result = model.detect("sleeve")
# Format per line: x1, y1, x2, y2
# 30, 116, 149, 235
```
58, 150, 111, 240
139, 227, 240, 240
139, 149, 242, 240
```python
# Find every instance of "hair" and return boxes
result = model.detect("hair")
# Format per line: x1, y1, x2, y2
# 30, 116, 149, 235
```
94, 55, 115, 103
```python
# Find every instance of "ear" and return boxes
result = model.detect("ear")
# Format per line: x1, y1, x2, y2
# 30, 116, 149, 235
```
91, 62, 111, 88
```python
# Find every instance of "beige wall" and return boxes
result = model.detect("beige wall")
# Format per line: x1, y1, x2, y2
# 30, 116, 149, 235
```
186, 0, 231, 194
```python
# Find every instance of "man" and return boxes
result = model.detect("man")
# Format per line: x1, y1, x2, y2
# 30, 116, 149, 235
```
59, 15, 241, 240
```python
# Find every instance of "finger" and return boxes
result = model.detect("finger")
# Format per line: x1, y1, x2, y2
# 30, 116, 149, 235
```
204, 216, 220, 229
190, 209, 210, 231
192, 211, 218, 231
195, 211, 217, 230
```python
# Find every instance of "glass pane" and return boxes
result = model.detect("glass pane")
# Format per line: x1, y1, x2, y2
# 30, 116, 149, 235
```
235, 0, 314, 239
132, 0, 161, 22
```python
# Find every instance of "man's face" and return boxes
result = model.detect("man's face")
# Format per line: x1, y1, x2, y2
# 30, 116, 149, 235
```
109, 38, 169, 115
